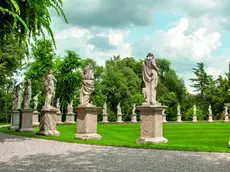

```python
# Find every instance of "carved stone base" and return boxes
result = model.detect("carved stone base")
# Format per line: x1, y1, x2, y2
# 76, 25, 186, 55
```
74, 133, 102, 140
224, 115, 229, 122
36, 109, 60, 136
65, 112, 75, 124
177, 115, 182, 123
162, 115, 167, 123
75, 106, 102, 140
116, 114, 123, 123
136, 137, 168, 144
16, 109, 34, 132
56, 111, 63, 125
131, 113, 137, 123
208, 115, 213, 122
9, 110, 20, 130
102, 114, 109, 123
193, 115, 197, 123
32, 111, 39, 126
136, 105, 168, 145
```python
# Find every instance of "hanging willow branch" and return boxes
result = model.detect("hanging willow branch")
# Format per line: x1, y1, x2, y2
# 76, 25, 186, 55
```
0, 0, 68, 56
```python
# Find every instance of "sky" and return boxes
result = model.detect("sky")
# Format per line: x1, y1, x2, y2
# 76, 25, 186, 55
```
49, 0, 230, 93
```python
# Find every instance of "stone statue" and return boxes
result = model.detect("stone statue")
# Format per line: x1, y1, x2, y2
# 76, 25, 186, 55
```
22, 79, 32, 109
56, 98, 61, 112
117, 103, 122, 115
103, 102, 107, 114
193, 104, 197, 115
208, 105, 212, 115
142, 53, 159, 105
79, 64, 94, 106
12, 82, 22, 110
132, 104, 136, 114
177, 104, 181, 115
33, 92, 41, 112
225, 106, 228, 115
67, 100, 73, 114
43, 70, 56, 110
162, 109, 165, 115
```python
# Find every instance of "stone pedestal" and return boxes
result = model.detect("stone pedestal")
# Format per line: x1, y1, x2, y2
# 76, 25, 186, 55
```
66, 112, 76, 124
32, 111, 39, 126
208, 115, 213, 123
116, 114, 123, 123
177, 115, 182, 123
16, 109, 34, 132
162, 115, 167, 123
36, 109, 60, 136
136, 105, 168, 144
193, 115, 197, 123
56, 111, 63, 125
224, 115, 229, 122
9, 110, 20, 130
75, 106, 102, 140
102, 113, 109, 123
131, 113, 137, 123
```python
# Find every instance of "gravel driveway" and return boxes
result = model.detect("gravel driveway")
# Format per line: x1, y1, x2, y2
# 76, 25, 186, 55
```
0, 132, 230, 172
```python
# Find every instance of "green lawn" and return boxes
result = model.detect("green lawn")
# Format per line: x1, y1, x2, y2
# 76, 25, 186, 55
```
1, 123, 230, 152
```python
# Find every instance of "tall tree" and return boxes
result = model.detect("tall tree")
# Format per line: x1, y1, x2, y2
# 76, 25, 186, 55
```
190, 63, 212, 111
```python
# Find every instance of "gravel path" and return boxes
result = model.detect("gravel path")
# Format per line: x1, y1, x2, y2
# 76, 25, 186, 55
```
0, 132, 230, 172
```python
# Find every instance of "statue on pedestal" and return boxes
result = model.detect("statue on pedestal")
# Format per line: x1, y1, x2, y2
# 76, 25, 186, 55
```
103, 102, 107, 114
79, 64, 94, 107
67, 100, 73, 114
117, 103, 122, 115
177, 104, 181, 115
132, 104, 136, 114
142, 53, 159, 105
13, 82, 22, 110
43, 70, 56, 110
208, 105, 212, 115
23, 79, 32, 109
193, 104, 197, 115
33, 92, 41, 112
56, 98, 61, 113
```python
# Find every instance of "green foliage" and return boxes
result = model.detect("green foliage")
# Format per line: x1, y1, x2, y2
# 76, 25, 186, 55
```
0, 0, 67, 55
55, 50, 82, 114
185, 107, 204, 121
24, 39, 55, 110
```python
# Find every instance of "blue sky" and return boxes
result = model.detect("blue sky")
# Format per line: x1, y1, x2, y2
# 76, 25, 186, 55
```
49, 0, 230, 93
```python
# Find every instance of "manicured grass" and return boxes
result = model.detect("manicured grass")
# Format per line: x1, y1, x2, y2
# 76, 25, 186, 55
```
1, 123, 230, 152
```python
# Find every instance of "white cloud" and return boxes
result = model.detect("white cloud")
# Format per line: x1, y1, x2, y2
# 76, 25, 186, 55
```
132, 18, 224, 93
54, 27, 131, 65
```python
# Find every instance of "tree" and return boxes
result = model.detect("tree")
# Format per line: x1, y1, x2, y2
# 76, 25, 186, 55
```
55, 50, 82, 115
24, 39, 55, 110
190, 63, 213, 112
0, 0, 67, 57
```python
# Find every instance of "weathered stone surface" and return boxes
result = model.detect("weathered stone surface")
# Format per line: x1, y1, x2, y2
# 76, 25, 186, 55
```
36, 109, 60, 136
17, 109, 34, 132
162, 109, 167, 123
75, 106, 102, 140
9, 110, 20, 130
116, 115, 123, 123
193, 115, 197, 123
56, 111, 63, 125
66, 113, 75, 124
102, 114, 109, 123
177, 115, 182, 123
208, 115, 213, 123
32, 111, 39, 126
136, 105, 168, 144
131, 114, 137, 123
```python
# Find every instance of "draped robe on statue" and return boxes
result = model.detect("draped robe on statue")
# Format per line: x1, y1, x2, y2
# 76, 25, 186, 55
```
142, 57, 158, 105
80, 65, 94, 106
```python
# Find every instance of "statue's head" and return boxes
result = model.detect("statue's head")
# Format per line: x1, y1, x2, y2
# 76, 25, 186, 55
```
146, 53, 154, 59
26, 79, 31, 85
48, 69, 53, 74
